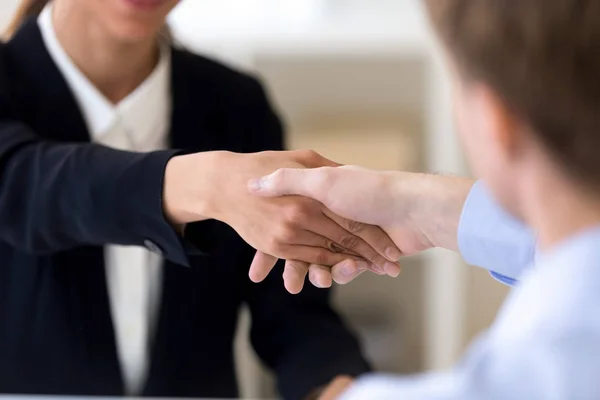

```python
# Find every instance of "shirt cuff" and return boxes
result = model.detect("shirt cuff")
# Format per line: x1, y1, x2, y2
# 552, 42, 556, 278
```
489, 271, 519, 286
457, 181, 536, 281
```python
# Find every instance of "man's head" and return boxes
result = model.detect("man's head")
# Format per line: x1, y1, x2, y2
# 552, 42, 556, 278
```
424, 0, 600, 216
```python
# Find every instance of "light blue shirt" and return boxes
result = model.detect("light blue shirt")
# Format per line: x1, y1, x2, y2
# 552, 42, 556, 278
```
458, 181, 537, 284
340, 181, 600, 399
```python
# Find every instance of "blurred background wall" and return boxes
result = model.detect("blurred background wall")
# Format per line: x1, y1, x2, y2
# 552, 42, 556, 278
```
1, 0, 510, 398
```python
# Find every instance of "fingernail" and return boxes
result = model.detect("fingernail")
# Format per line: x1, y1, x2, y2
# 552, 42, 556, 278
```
318, 277, 332, 288
371, 265, 385, 275
385, 247, 402, 262
309, 271, 322, 288
342, 263, 357, 277
356, 261, 369, 272
248, 176, 268, 192
384, 262, 401, 278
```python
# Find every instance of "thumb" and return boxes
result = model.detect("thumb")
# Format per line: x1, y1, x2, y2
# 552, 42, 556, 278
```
248, 168, 313, 197
310, 153, 344, 168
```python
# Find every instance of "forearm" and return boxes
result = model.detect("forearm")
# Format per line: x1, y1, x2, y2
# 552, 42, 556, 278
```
386, 174, 536, 278
0, 122, 190, 264
388, 174, 536, 278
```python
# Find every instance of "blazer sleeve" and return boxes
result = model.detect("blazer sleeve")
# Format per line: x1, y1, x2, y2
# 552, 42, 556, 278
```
0, 58, 190, 266
237, 77, 371, 400
247, 264, 372, 400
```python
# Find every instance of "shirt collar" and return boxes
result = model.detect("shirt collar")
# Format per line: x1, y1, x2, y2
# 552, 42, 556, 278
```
37, 3, 171, 141
534, 225, 600, 269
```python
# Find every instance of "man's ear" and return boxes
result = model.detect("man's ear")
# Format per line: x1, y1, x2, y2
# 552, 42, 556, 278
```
475, 85, 523, 160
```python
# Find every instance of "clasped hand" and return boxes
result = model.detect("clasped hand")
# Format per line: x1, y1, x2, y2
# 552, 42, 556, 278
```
247, 164, 450, 292
238, 151, 402, 294
164, 150, 401, 294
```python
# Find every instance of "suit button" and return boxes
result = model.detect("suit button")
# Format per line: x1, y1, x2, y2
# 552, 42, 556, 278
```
144, 239, 163, 256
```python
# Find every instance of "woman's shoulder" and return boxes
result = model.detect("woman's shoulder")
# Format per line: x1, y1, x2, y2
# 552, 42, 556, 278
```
0, 41, 15, 106
0, 41, 10, 75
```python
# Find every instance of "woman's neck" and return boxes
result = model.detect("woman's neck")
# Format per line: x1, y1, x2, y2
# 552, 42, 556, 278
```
52, 2, 159, 103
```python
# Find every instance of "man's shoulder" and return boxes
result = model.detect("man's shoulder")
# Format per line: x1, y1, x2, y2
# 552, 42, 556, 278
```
491, 233, 600, 344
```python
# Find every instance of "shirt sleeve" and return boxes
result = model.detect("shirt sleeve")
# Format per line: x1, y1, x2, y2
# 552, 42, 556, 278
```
457, 181, 536, 282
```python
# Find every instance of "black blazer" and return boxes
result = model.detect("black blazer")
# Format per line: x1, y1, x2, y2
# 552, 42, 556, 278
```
0, 20, 370, 400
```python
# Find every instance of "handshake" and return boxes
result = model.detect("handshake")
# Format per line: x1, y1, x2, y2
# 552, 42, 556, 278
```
165, 149, 473, 294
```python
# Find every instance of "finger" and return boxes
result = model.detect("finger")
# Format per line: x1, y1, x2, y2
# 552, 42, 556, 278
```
331, 259, 370, 285
323, 209, 402, 277
294, 149, 343, 168
284, 229, 363, 259
248, 167, 323, 198
249, 251, 279, 283
284, 245, 362, 268
308, 264, 333, 289
318, 376, 354, 400
310, 214, 392, 275
283, 260, 309, 294
279, 232, 383, 279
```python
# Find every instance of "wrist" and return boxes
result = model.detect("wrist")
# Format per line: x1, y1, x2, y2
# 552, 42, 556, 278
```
400, 173, 474, 251
163, 152, 225, 225
163, 155, 194, 225
196, 150, 237, 222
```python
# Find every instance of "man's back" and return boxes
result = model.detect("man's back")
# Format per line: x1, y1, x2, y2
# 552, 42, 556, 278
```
468, 227, 600, 399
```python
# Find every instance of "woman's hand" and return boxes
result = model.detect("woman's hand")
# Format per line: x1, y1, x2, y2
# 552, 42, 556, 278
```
163, 150, 401, 293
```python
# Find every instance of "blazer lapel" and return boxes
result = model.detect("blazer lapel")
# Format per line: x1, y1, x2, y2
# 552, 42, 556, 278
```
6, 19, 91, 143
142, 48, 220, 394
168, 48, 221, 152
6, 19, 124, 394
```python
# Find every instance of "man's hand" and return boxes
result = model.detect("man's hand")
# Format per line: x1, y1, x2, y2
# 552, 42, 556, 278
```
249, 165, 475, 284
317, 376, 355, 400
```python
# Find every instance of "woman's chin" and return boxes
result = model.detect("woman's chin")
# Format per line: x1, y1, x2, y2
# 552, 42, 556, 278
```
107, 20, 165, 43
107, 0, 178, 41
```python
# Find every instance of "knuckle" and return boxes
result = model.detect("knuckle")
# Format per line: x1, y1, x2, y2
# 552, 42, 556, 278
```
268, 168, 282, 183
285, 203, 310, 224
271, 168, 287, 184
278, 226, 298, 242
314, 250, 333, 266
368, 252, 382, 265
339, 235, 361, 250
346, 219, 365, 233
302, 149, 319, 160
286, 260, 304, 272
266, 236, 282, 253
313, 167, 333, 189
